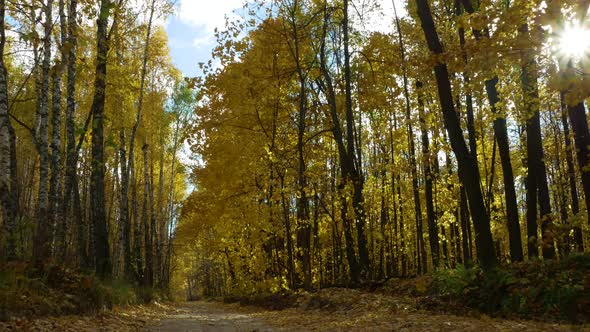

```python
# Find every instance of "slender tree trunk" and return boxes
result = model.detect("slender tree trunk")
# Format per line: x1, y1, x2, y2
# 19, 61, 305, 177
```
415, 0, 496, 270
89, 0, 113, 277
417, 81, 440, 269
33, 0, 54, 264
61, 0, 84, 267
156, 145, 165, 286
51, 0, 68, 260
142, 144, 153, 287
126, 0, 155, 281
391, 115, 406, 276
119, 129, 131, 277
393, 3, 427, 274
279, 173, 296, 289
458, 0, 523, 262
566, 99, 590, 246
560, 93, 583, 251
318, 1, 359, 285
343, 0, 370, 278
163, 110, 183, 288
149, 156, 157, 286
484, 78, 523, 262
283, 2, 312, 290
133, 165, 142, 279
519, 24, 554, 260
0, 0, 18, 261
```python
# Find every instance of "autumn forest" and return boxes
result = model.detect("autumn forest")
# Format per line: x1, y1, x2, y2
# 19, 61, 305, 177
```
1, 0, 590, 329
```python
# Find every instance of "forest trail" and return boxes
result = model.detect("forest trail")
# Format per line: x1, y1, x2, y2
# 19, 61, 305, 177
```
144, 301, 273, 332
2, 293, 589, 331
140, 299, 589, 332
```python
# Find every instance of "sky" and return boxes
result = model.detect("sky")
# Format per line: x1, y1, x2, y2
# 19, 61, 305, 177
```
164, 0, 406, 78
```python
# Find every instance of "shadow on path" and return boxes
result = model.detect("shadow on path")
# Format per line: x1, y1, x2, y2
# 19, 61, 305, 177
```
144, 302, 276, 332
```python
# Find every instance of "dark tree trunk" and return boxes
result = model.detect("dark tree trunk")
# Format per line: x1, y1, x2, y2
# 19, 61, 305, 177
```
459, 0, 523, 262
283, 1, 312, 290
142, 144, 153, 287
390, 114, 407, 276
343, 0, 370, 278
89, 0, 112, 277
318, 1, 359, 285
560, 93, 583, 251
415, 0, 497, 270
51, 0, 67, 260
0, 0, 18, 261
567, 100, 590, 246
519, 24, 554, 260
484, 77, 523, 262
33, 0, 54, 265
393, 3, 427, 274
119, 129, 131, 277
126, 0, 156, 282
61, 0, 84, 268
459, 187, 472, 264
417, 81, 440, 269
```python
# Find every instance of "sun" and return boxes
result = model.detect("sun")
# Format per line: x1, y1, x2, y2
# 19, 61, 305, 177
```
557, 23, 590, 59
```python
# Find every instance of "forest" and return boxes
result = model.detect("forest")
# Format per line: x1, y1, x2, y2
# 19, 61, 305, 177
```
1, 0, 590, 330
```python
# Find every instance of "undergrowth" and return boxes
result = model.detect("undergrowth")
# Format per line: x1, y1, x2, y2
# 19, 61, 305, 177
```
0, 263, 166, 321
430, 253, 590, 322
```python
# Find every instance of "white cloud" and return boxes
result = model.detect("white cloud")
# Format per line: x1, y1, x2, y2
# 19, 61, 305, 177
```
363, 0, 408, 33
177, 0, 244, 32
192, 35, 213, 47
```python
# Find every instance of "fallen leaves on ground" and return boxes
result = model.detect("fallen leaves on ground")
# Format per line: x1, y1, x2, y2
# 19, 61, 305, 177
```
2, 289, 589, 331
0, 302, 177, 331
233, 288, 590, 331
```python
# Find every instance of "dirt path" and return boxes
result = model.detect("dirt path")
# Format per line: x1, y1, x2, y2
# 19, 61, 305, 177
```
140, 298, 590, 332
2, 292, 589, 331
144, 301, 274, 332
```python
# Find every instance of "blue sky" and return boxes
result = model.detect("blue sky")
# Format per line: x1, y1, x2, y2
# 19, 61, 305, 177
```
164, 0, 244, 77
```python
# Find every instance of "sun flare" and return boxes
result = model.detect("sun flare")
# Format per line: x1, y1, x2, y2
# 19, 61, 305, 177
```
558, 23, 590, 59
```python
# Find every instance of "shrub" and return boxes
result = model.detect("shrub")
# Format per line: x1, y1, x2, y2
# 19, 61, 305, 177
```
430, 254, 590, 322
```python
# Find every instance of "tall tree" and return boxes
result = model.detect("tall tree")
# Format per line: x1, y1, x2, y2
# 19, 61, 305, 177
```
417, 81, 440, 269
0, 0, 17, 261
89, 0, 113, 277
125, 0, 156, 281
51, 0, 67, 259
343, 0, 370, 278
519, 23, 554, 260
33, 0, 54, 264
414, 0, 497, 270
459, 0, 523, 263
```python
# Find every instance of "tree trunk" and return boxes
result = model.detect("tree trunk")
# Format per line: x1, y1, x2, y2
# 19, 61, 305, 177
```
283, 2, 312, 290
33, 0, 54, 265
142, 144, 153, 287
0, 0, 18, 261
343, 0, 369, 278
415, 0, 497, 270
89, 0, 112, 277
61, 0, 85, 268
417, 81, 440, 269
318, 1, 359, 285
484, 78, 523, 262
566, 100, 590, 247
393, 2, 427, 274
119, 129, 131, 277
519, 24, 554, 260
127, 0, 156, 281
459, 0, 523, 262
51, 0, 67, 260
560, 93, 583, 251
